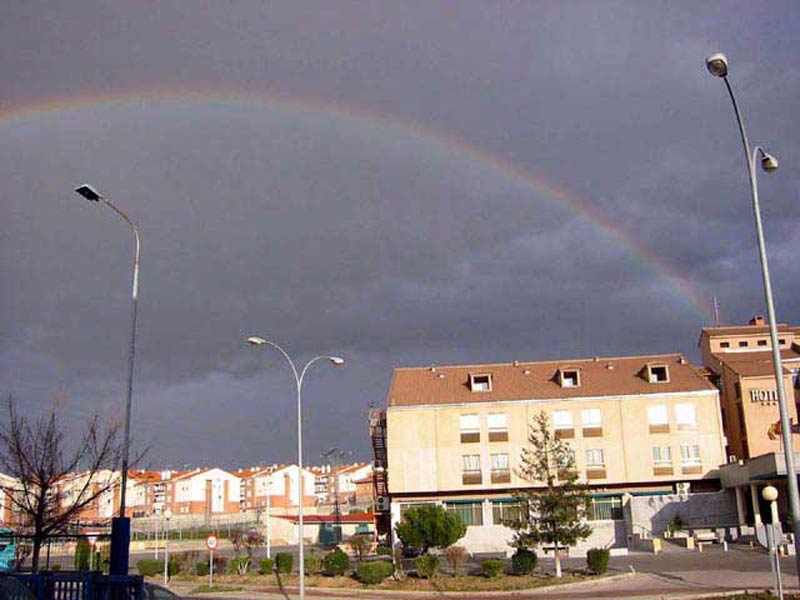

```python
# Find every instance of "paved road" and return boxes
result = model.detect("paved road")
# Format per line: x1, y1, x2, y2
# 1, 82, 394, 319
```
166, 544, 798, 600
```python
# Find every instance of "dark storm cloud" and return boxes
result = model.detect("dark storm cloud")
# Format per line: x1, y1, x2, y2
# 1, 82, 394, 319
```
1, 1, 799, 466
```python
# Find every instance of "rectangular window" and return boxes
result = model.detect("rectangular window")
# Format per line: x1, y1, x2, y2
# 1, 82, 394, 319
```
779, 339, 786, 345
560, 369, 580, 387
586, 449, 605, 467
720, 341, 730, 349
758, 339, 768, 347
470, 374, 492, 392
581, 408, 603, 437
648, 405, 669, 433
400, 502, 434, 518
680, 444, 701, 465
491, 500, 525, 525
738, 340, 749, 348
460, 414, 480, 443
490, 453, 510, 483
648, 365, 669, 383
462, 454, 482, 485
488, 413, 508, 442
588, 496, 623, 521
552, 410, 574, 439
445, 501, 483, 526
652, 446, 672, 465
675, 403, 697, 429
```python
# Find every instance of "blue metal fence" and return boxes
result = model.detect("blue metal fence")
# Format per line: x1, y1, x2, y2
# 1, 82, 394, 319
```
1, 571, 144, 600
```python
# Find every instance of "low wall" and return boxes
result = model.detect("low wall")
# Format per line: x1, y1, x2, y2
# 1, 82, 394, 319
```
627, 491, 738, 540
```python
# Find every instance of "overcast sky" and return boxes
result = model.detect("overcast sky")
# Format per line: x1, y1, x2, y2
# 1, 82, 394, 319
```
1, 1, 798, 469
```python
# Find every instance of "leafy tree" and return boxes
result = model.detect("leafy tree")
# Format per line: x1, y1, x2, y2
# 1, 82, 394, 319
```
230, 528, 264, 574
348, 533, 373, 562
394, 504, 466, 555
443, 545, 468, 576
0, 395, 125, 571
508, 411, 592, 578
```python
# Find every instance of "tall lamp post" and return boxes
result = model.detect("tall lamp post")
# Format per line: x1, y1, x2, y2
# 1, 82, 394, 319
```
705, 53, 800, 575
74, 184, 139, 575
246, 337, 345, 600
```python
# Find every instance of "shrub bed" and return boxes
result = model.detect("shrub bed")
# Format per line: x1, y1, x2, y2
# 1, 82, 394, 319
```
322, 548, 349, 576
481, 559, 505, 578
415, 554, 440, 579
355, 560, 394, 584
136, 558, 161, 577
275, 552, 293, 574
586, 548, 610, 574
512, 548, 536, 575
258, 558, 274, 574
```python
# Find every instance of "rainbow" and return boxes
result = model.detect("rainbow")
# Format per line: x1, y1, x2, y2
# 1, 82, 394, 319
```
0, 87, 713, 322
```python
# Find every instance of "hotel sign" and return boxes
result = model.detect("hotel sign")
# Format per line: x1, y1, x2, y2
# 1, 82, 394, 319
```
750, 388, 779, 403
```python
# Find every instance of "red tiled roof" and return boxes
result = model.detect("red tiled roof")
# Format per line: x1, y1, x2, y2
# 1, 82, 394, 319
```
278, 513, 375, 524
388, 354, 715, 407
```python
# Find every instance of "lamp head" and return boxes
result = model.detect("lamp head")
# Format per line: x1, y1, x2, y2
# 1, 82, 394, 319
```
762, 485, 779, 502
705, 52, 729, 78
246, 336, 267, 346
760, 151, 778, 173
329, 356, 345, 366
74, 184, 103, 202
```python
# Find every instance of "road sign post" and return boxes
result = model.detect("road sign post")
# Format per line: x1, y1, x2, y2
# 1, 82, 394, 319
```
206, 534, 218, 588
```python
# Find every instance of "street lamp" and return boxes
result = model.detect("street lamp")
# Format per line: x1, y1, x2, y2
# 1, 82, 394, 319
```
706, 53, 800, 576
73, 184, 140, 576
762, 486, 784, 599
163, 509, 172, 585
246, 336, 345, 600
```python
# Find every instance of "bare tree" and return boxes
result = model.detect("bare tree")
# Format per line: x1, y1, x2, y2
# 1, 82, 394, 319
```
0, 395, 123, 571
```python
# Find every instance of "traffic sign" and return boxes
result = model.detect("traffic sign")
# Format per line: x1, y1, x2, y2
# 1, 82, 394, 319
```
206, 534, 218, 551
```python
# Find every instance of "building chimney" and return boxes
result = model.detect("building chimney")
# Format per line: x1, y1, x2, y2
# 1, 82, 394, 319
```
750, 315, 766, 326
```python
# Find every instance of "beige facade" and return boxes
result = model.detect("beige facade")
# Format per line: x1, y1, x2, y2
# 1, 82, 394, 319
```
698, 316, 800, 460
386, 353, 726, 553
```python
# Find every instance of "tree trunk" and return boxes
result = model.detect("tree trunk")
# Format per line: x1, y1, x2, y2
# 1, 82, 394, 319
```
31, 536, 42, 573
554, 548, 562, 578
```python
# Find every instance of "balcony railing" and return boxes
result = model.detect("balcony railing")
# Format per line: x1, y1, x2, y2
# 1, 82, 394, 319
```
490, 469, 511, 484
462, 471, 482, 485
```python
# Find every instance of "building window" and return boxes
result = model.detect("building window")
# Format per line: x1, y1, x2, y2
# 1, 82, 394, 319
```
720, 341, 730, 349
400, 502, 435, 518
488, 413, 508, 442
738, 340, 749, 348
586, 449, 605, 467
652, 445, 673, 475
652, 446, 672, 465
462, 455, 482, 485
490, 453, 510, 483
779, 338, 786, 345
648, 405, 669, 433
647, 364, 669, 383
758, 339, 768, 347
588, 495, 623, 521
552, 410, 574, 439
445, 501, 483, 526
559, 368, 580, 388
680, 444, 701, 465
491, 500, 525, 525
675, 403, 697, 429
585, 449, 606, 479
469, 373, 492, 392
581, 408, 602, 437
460, 414, 480, 443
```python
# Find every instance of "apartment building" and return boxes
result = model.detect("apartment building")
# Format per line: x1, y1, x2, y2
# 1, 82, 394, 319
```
235, 464, 317, 512
386, 353, 726, 553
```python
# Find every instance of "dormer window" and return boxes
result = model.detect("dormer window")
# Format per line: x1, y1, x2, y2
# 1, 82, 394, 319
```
559, 368, 580, 388
470, 373, 492, 392
646, 364, 669, 383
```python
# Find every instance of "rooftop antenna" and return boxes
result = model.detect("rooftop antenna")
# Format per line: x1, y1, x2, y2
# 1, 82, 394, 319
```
713, 296, 721, 325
